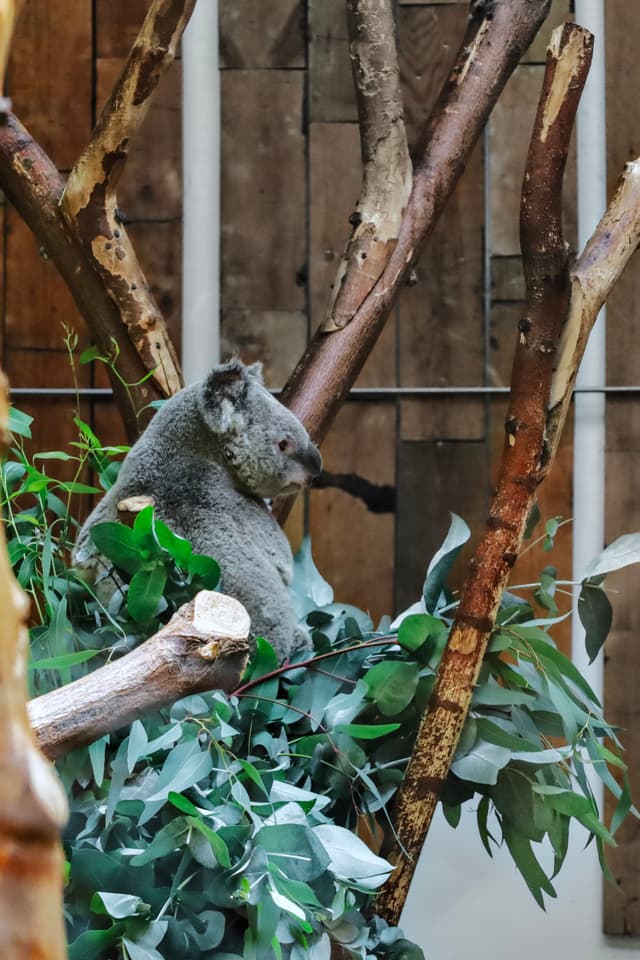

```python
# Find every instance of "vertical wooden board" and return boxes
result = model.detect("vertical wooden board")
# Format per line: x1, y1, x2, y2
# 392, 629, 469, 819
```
95, 0, 148, 58
4, 348, 90, 390
397, 143, 485, 439
395, 440, 488, 614
308, 403, 395, 622
308, 122, 396, 386
397, 3, 468, 147
96, 61, 182, 221
221, 310, 307, 390
9, 0, 92, 169
604, 2, 640, 932
489, 302, 522, 388
522, 0, 572, 64
220, 0, 305, 69
308, 0, 356, 122
4, 210, 87, 350
491, 255, 526, 302
127, 222, 183, 356
221, 70, 305, 313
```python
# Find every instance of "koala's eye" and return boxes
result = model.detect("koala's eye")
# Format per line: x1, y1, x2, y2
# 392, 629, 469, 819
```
278, 438, 292, 453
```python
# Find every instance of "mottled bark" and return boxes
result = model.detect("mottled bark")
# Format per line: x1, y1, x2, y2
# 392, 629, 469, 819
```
60, 0, 193, 399
0, 113, 161, 440
321, 0, 411, 333
0, 372, 69, 960
29, 592, 250, 760
375, 23, 593, 925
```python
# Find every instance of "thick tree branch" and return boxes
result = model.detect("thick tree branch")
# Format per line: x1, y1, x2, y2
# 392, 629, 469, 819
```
321, 0, 411, 332
375, 23, 593, 925
544, 160, 640, 467
0, 114, 162, 440
28, 592, 250, 761
60, 0, 193, 399
273, 0, 552, 524
0, 371, 68, 959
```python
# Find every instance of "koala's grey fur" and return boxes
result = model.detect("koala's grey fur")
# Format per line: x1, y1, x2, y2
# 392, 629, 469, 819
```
74, 359, 323, 661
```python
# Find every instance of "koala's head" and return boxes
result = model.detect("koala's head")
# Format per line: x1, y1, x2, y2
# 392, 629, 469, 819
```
199, 359, 323, 498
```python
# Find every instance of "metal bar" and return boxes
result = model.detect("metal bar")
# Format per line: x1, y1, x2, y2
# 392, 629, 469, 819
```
9, 385, 640, 399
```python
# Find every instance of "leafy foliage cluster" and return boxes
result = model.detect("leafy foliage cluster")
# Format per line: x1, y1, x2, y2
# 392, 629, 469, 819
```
1, 407, 637, 960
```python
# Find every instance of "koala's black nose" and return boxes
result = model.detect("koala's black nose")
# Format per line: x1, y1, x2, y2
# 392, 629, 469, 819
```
303, 443, 323, 478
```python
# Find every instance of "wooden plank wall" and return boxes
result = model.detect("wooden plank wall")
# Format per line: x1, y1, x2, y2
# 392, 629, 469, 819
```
3, 0, 640, 935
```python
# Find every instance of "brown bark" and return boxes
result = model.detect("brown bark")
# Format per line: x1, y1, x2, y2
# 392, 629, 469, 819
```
375, 23, 593, 925
0, 113, 162, 441
29, 592, 250, 760
60, 0, 193, 400
321, 0, 411, 333
0, 371, 69, 960
272, 0, 552, 524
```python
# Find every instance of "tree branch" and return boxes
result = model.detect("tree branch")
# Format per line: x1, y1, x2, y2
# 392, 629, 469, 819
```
321, 0, 411, 333
0, 371, 68, 959
272, 0, 552, 524
0, 113, 162, 440
60, 0, 193, 399
375, 22, 593, 925
28, 592, 250, 761
544, 160, 640, 468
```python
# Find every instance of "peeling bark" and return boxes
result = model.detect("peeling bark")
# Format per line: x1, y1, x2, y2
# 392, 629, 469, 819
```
60, 0, 193, 399
321, 0, 411, 333
0, 113, 162, 440
0, 371, 69, 960
28, 592, 250, 760
375, 23, 593, 925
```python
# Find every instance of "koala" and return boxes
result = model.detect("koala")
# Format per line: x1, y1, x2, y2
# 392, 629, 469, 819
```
74, 359, 323, 661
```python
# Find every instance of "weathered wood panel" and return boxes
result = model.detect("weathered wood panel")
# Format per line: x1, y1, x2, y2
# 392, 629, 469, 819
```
4, 210, 87, 351
220, 70, 305, 314
95, 0, 148, 59
309, 403, 396, 622
603, 0, 640, 934
522, 0, 572, 64
220, 0, 305, 69
308, 0, 356, 122
9, 0, 92, 169
221, 310, 307, 390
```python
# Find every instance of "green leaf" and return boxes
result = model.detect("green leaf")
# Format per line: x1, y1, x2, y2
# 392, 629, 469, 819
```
442, 803, 461, 828
451, 742, 511, 786
292, 537, 334, 611
503, 821, 556, 908
68, 925, 124, 960
130, 818, 189, 866
79, 345, 102, 365
187, 553, 220, 589
29, 648, 100, 671
92, 891, 148, 919
475, 718, 542, 753
334, 722, 401, 740
398, 614, 441, 651
154, 519, 193, 565
423, 513, 470, 613
127, 564, 168, 622
363, 660, 419, 716
471, 679, 534, 707
255, 824, 330, 882
313, 824, 392, 888
188, 817, 232, 868
8, 406, 33, 438
89, 522, 141, 575
578, 583, 613, 663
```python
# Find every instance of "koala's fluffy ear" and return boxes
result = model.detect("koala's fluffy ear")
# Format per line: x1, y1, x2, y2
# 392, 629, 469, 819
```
246, 361, 264, 384
204, 359, 247, 397
201, 360, 250, 433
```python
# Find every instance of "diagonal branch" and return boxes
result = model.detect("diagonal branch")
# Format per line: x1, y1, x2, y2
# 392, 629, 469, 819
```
321, 0, 411, 333
374, 22, 593, 925
28, 592, 250, 761
60, 0, 194, 399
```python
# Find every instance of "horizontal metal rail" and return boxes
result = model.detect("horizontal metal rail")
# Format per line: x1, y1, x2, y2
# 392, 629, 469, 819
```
8, 385, 640, 398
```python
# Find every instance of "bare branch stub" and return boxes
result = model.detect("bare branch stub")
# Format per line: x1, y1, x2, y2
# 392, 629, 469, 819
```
374, 23, 593, 925
60, 0, 195, 399
0, 113, 162, 440
321, 0, 411, 333
29, 592, 250, 760
273, 0, 552, 525
0, 370, 69, 959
